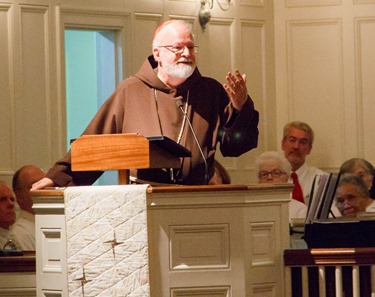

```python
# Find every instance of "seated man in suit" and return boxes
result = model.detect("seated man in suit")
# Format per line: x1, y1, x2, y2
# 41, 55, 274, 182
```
335, 173, 375, 218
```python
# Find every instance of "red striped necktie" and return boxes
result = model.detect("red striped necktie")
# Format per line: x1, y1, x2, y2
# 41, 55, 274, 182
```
291, 172, 304, 203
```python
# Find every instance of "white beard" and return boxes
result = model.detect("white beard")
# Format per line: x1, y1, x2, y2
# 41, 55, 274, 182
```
162, 61, 196, 78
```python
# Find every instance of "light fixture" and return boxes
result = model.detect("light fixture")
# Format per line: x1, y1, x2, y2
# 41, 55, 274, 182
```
198, 0, 231, 31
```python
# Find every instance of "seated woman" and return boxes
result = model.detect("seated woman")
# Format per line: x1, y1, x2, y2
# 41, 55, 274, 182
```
255, 151, 307, 221
335, 173, 375, 217
339, 158, 374, 199
209, 160, 231, 185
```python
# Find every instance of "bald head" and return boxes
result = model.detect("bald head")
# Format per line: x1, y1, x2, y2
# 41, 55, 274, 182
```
152, 20, 194, 49
12, 165, 45, 213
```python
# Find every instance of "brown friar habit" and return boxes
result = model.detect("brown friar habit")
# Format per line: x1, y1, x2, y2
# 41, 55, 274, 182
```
47, 56, 259, 186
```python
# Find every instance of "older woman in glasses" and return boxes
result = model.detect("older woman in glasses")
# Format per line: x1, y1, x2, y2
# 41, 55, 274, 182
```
255, 151, 307, 220
335, 173, 375, 217
339, 158, 375, 199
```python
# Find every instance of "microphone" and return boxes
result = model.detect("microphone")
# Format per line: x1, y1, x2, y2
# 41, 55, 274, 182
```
176, 99, 209, 185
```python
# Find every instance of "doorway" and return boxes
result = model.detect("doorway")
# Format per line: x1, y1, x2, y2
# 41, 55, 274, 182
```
64, 29, 121, 185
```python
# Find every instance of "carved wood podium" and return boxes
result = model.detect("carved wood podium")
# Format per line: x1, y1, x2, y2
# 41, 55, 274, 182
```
32, 133, 292, 296
32, 184, 292, 297
70, 134, 191, 184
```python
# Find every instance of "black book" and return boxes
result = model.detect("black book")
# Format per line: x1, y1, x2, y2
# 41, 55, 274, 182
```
319, 173, 340, 218
306, 172, 340, 224
146, 136, 192, 158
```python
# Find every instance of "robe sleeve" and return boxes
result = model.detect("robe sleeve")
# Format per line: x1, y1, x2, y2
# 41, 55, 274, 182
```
219, 95, 259, 157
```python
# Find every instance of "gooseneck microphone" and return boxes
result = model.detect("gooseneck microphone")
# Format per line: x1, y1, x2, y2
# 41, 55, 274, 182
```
176, 99, 209, 185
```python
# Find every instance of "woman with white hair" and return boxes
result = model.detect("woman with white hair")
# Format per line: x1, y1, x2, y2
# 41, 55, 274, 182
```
255, 151, 307, 220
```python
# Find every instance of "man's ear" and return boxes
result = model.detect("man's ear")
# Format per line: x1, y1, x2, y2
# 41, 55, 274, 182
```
153, 47, 160, 62
306, 144, 312, 155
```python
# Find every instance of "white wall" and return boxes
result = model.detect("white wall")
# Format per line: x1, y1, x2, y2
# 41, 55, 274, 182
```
0, 0, 374, 185
274, 0, 375, 173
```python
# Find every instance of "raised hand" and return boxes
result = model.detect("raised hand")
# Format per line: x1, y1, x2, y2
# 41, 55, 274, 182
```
223, 69, 248, 111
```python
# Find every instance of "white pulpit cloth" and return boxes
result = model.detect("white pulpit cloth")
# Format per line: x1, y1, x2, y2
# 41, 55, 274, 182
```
64, 185, 150, 297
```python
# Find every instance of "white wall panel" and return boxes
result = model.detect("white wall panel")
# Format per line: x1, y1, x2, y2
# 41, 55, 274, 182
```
244, 202, 286, 297
0, 4, 14, 173
170, 224, 230, 269
241, 21, 267, 154
134, 0, 164, 12
354, 0, 375, 4
171, 287, 229, 297
169, 0, 197, 17
60, 0, 124, 11
286, 19, 345, 168
0, 0, 272, 184
252, 283, 276, 297
238, 0, 265, 7
16, 5, 52, 168
275, 1, 375, 173
355, 18, 375, 164
197, 19, 233, 80
286, 0, 341, 7
133, 13, 163, 72
4, 0, 375, 183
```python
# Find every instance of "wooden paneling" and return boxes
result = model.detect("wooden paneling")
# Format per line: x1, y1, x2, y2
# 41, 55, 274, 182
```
16, 5, 52, 168
31, 185, 290, 296
0, 4, 14, 174
355, 18, 375, 160
0, 0, 272, 185
274, 1, 375, 173
286, 19, 345, 167
133, 13, 163, 72
197, 19, 233, 79
238, 0, 265, 7
286, 0, 341, 7
170, 224, 230, 269
2, 0, 375, 184
240, 21, 268, 166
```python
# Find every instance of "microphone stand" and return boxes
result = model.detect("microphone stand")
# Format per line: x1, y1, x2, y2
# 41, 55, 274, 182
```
176, 99, 209, 185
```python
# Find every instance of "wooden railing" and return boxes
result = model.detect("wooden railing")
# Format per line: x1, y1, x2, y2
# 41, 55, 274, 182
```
0, 251, 36, 296
284, 248, 375, 297
0, 251, 35, 272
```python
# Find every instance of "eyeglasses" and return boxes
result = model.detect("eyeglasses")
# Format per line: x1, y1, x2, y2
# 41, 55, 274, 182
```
258, 169, 287, 179
158, 45, 199, 54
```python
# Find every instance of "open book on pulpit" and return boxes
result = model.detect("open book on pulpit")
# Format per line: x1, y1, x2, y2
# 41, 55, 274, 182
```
70, 134, 191, 184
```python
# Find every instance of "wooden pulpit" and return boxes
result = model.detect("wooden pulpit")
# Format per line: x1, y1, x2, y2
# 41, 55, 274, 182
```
70, 134, 191, 184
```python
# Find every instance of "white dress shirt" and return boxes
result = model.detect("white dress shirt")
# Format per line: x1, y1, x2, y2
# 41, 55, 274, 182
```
11, 210, 35, 251
366, 200, 375, 213
289, 198, 308, 220
0, 227, 11, 249
290, 162, 324, 206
